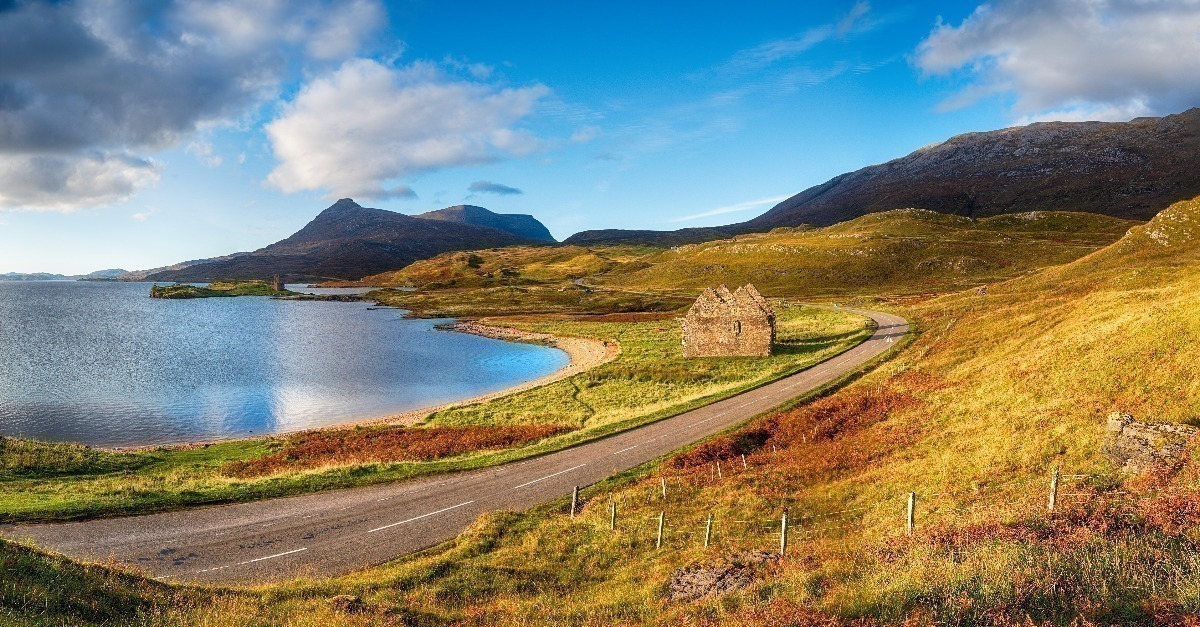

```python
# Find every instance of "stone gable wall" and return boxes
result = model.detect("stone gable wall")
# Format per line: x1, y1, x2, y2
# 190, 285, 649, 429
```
682, 284, 775, 357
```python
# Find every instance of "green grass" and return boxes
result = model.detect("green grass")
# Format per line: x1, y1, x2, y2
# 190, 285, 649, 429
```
369, 283, 688, 318
360, 245, 658, 289
428, 304, 871, 431
0, 305, 871, 524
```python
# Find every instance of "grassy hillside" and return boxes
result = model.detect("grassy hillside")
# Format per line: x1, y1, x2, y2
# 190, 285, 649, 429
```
361, 245, 655, 288
369, 283, 687, 318
596, 209, 1138, 297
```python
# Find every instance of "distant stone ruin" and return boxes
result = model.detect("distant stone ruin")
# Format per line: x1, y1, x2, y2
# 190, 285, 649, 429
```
682, 284, 776, 357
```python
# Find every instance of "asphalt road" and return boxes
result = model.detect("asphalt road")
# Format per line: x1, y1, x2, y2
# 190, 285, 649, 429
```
1, 307, 907, 585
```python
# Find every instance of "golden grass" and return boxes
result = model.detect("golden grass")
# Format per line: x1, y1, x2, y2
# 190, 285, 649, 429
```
596, 209, 1137, 297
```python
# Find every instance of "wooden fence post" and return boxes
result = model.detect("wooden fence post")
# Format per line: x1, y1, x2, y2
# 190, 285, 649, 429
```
704, 514, 713, 548
1048, 467, 1060, 513
906, 492, 916, 535
717, 462, 723, 479
570, 486, 579, 519
741, 454, 748, 470
777, 504, 787, 554
661, 476, 667, 499
610, 501, 617, 530
772, 444, 777, 454
656, 511, 665, 549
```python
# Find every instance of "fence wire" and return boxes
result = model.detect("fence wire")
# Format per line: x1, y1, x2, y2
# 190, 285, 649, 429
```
566, 457, 1147, 555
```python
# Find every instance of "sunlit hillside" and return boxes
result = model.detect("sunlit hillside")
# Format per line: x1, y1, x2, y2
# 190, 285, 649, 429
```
596, 209, 1139, 297
361, 245, 656, 288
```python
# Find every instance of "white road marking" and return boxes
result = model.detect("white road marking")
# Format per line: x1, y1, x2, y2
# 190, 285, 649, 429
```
367, 500, 477, 534
511, 464, 587, 489
612, 445, 639, 455
196, 547, 309, 574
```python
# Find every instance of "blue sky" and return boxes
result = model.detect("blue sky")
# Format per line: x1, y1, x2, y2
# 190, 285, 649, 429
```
2, 0, 1198, 274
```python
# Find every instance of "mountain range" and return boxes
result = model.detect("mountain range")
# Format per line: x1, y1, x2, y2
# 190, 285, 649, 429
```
22, 108, 1200, 283
565, 107, 1200, 246
143, 200, 555, 283
0, 269, 127, 282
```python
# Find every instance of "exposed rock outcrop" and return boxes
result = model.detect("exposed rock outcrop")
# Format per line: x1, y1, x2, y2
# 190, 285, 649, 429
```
668, 551, 780, 602
1102, 412, 1197, 474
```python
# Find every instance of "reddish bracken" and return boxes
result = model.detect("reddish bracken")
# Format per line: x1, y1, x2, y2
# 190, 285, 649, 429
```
223, 424, 573, 477
669, 375, 929, 471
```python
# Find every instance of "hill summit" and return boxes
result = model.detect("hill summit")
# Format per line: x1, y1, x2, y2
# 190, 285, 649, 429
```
147, 199, 553, 283
566, 107, 1200, 246
415, 205, 555, 242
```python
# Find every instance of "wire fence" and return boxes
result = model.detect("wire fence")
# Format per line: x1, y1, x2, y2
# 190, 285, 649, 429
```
556, 450, 1148, 557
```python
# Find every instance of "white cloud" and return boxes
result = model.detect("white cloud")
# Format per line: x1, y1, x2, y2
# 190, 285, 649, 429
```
131, 208, 157, 222
265, 59, 550, 200
186, 141, 222, 168
915, 0, 1200, 122
468, 181, 522, 195
0, 0, 383, 211
669, 195, 791, 223
0, 153, 161, 212
720, 2, 875, 74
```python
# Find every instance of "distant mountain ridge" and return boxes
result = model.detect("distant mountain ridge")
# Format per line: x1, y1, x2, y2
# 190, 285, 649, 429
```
0, 272, 73, 281
0, 269, 128, 281
118, 254, 251, 281
415, 205, 555, 242
146, 200, 554, 282
564, 107, 1200, 246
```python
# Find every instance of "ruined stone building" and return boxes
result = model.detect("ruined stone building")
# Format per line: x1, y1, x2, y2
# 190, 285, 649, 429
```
682, 284, 776, 357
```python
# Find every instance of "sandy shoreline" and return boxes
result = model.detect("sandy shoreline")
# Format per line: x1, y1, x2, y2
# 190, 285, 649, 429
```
106, 321, 618, 451
369, 321, 619, 426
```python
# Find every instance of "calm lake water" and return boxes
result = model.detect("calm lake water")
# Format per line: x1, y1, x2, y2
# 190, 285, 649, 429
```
0, 281, 568, 447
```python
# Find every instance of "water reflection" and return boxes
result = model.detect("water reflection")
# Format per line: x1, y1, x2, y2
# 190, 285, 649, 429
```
0, 281, 567, 447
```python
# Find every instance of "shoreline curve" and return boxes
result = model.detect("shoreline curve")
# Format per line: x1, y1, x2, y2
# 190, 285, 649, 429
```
106, 320, 618, 452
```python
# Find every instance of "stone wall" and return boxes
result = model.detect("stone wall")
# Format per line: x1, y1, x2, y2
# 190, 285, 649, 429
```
682, 284, 775, 357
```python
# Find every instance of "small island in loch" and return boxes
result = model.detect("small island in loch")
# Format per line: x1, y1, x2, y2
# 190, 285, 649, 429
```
149, 279, 296, 299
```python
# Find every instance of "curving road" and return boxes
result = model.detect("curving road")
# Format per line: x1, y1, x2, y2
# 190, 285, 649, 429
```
1, 307, 907, 585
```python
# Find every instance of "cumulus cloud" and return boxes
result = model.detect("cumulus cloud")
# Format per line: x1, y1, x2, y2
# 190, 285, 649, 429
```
915, 0, 1200, 122
0, 152, 161, 212
468, 181, 523, 195
265, 59, 550, 200
0, 0, 383, 211
187, 141, 222, 168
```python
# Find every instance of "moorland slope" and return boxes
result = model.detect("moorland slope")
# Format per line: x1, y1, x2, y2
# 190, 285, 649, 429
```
566, 108, 1200, 246
596, 209, 1139, 296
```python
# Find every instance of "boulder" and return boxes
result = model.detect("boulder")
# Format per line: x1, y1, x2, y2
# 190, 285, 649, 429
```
668, 550, 779, 602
